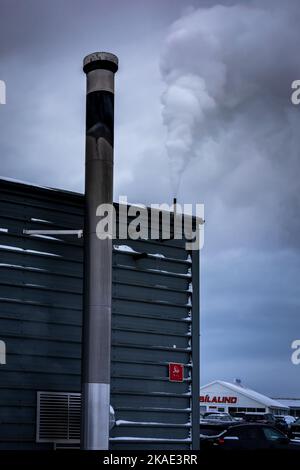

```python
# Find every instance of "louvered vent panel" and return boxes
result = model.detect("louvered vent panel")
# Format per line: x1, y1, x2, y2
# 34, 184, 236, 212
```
37, 392, 81, 443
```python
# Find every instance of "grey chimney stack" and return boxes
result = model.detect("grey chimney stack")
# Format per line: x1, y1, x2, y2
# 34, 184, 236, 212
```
81, 52, 118, 450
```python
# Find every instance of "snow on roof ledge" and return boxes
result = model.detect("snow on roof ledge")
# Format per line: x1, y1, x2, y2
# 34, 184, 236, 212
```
200, 380, 289, 410
273, 399, 300, 408
0, 176, 83, 197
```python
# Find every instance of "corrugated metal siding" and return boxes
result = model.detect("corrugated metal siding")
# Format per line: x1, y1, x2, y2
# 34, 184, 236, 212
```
0, 179, 199, 450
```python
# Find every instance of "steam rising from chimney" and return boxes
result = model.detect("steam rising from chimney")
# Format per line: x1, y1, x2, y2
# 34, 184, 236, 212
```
160, 0, 300, 219
161, 73, 215, 196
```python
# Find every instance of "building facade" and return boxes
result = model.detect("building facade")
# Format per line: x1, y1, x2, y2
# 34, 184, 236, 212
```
0, 178, 200, 450
200, 381, 289, 415
273, 399, 300, 417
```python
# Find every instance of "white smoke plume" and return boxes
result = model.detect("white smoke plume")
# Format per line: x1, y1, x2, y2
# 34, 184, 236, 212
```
160, 0, 300, 233
161, 73, 216, 195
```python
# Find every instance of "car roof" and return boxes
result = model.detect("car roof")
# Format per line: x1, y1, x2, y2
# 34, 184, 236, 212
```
224, 422, 274, 428
200, 423, 282, 440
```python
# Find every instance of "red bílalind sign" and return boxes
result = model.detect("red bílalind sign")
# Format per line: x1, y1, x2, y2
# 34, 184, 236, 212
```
200, 395, 238, 404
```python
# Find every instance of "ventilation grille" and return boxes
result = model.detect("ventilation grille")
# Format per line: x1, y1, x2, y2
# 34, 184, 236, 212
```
37, 392, 81, 443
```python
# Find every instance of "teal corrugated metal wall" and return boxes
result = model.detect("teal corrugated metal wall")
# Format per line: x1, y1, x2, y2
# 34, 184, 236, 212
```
0, 179, 199, 450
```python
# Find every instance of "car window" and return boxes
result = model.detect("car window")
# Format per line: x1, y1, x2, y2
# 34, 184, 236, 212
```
267, 415, 276, 422
205, 414, 229, 421
226, 426, 261, 441
263, 427, 285, 441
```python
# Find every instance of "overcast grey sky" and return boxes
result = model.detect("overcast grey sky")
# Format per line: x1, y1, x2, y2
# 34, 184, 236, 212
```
0, 0, 300, 396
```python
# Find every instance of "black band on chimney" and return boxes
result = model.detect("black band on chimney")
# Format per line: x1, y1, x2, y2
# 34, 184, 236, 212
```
86, 91, 114, 147
83, 59, 118, 75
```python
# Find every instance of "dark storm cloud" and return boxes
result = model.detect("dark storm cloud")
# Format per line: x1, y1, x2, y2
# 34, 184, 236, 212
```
0, 0, 207, 192
160, 0, 300, 248
158, 0, 300, 395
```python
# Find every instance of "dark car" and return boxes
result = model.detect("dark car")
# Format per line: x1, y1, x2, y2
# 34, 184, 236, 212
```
201, 412, 235, 423
274, 416, 290, 434
200, 413, 236, 437
232, 412, 276, 424
202, 412, 233, 420
201, 423, 300, 450
231, 411, 287, 432
289, 417, 300, 440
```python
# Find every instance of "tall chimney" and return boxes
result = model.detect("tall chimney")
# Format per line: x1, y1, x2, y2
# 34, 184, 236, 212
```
81, 52, 118, 450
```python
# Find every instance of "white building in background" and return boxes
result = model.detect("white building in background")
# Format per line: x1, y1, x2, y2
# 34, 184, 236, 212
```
200, 380, 289, 415
273, 399, 300, 417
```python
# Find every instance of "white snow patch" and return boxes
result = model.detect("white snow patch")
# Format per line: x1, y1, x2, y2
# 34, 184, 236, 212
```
110, 437, 191, 442
114, 245, 138, 254
0, 263, 46, 272
31, 218, 52, 224
0, 244, 23, 252
31, 234, 60, 241
150, 268, 191, 278
0, 244, 60, 257
150, 253, 165, 259
116, 420, 190, 426
27, 249, 61, 257
24, 283, 47, 289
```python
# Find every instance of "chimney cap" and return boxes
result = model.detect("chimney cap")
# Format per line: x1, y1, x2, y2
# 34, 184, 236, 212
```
83, 52, 118, 74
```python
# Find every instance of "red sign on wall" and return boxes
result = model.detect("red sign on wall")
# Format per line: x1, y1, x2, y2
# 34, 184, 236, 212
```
169, 363, 184, 382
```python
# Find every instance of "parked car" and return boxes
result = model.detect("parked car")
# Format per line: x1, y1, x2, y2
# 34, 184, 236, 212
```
201, 423, 300, 450
274, 415, 296, 425
201, 423, 231, 437
274, 416, 290, 434
200, 413, 236, 437
232, 412, 276, 424
231, 411, 289, 433
289, 417, 300, 440
202, 411, 228, 418
202, 412, 235, 422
